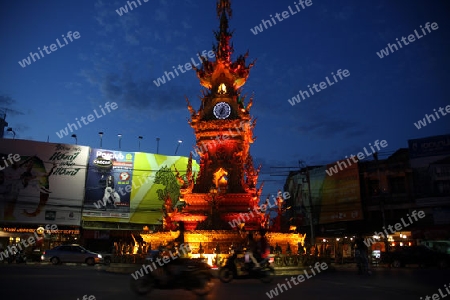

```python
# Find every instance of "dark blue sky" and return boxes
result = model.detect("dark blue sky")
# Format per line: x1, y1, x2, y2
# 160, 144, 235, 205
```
1, 0, 449, 195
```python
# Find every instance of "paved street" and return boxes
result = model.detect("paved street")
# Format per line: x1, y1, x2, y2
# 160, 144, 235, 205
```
0, 263, 449, 300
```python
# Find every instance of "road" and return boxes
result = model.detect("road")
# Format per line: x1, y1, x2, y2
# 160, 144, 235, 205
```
1, 263, 449, 300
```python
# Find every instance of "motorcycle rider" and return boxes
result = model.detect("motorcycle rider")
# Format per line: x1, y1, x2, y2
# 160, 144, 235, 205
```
257, 229, 270, 262
157, 243, 186, 285
245, 233, 260, 269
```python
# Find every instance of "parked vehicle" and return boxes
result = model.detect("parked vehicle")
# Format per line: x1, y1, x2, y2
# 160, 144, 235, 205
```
130, 251, 213, 296
100, 253, 112, 265
218, 251, 275, 283
381, 245, 450, 268
85, 250, 112, 265
29, 249, 44, 262
419, 240, 450, 255
41, 244, 103, 266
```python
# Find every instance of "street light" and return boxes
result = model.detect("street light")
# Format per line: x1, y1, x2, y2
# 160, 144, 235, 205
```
71, 134, 77, 145
6, 127, 15, 139
174, 140, 182, 155
156, 137, 160, 154
138, 136, 143, 151
118, 134, 122, 150
99, 132, 103, 148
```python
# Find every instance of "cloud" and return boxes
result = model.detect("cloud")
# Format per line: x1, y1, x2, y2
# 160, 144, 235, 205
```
333, 5, 354, 21
93, 0, 147, 45
181, 21, 192, 29
294, 118, 369, 139
80, 60, 198, 117
63, 82, 82, 90
125, 32, 140, 45
154, 9, 167, 21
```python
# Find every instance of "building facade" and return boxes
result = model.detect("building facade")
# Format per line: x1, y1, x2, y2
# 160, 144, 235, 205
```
284, 134, 450, 256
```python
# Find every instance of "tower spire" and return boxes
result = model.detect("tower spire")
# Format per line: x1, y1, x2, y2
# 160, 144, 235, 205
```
216, 0, 232, 19
193, 0, 255, 91
214, 0, 233, 62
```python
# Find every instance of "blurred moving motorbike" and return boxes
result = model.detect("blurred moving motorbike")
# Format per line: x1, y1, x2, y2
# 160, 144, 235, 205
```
218, 250, 275, 283
130, 249, 214, 296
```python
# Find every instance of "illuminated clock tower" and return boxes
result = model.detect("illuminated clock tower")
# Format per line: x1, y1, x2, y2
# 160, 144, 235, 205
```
172, 0, 263, 231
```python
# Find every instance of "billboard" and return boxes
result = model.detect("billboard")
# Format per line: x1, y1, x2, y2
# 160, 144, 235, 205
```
0, 140, 89, 225
293, 162, 363, 225
408, 134, 450, 159
82, 149, 134, 219
82, 151, 199, 224
320, 160, 362, 224
408, 134, 450, 202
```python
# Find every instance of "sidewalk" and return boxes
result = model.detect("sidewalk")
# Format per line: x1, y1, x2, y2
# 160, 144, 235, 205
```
329, 262, 388, 272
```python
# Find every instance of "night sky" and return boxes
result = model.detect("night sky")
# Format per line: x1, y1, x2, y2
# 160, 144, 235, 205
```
1, 0, 449, 196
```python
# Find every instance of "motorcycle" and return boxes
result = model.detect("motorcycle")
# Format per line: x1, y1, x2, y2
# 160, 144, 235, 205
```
218, 251, 275, 283
7, 251, 27, 264
130, 255, 214, 296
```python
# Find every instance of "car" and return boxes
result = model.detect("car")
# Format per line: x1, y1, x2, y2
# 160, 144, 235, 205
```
41, 244, 103, 266
81, 248, 112, 265
381, 245, 450, 269
97, 252, 112, 265
29, 249, 44, 262
419, 240, 450, 255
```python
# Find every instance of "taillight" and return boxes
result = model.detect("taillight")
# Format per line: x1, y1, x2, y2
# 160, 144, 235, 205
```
42, 251, 46, 255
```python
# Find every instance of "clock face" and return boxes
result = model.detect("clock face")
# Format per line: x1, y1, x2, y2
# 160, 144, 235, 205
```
213, 102, 231, 119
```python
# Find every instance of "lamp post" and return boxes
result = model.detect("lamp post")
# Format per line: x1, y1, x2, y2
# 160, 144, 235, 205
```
71, 134, 77, 145
99, 132, 103, 148
156, 137, 160, 154
174, 140, 182, 155
118, 134, 122, 150
6, 127, 15, 139
138, 136, 143, 151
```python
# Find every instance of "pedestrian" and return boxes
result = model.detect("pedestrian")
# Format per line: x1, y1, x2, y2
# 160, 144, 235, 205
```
354, 235, 370, 275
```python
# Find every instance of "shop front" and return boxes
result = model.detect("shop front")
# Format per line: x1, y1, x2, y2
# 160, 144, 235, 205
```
0, 225, 80, 262
80, 221, 157, 264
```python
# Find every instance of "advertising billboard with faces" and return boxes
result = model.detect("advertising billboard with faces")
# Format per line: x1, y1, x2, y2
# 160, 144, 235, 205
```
0, 140, 89, 225
82, 150, 200, 224
82, 148, 134, 219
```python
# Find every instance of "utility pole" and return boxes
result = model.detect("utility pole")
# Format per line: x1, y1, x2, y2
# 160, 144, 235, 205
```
375, 153, 389, 253
299, 160, 315, 247
306, 167, 315, 247
306, 168, 314, 246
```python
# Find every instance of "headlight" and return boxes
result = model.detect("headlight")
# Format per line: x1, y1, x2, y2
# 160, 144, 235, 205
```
97, 254, 102, 259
